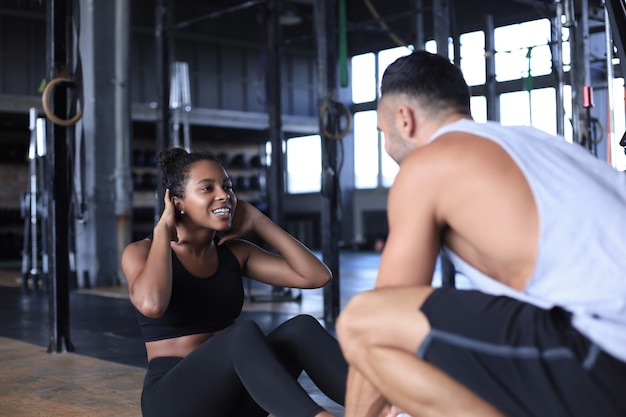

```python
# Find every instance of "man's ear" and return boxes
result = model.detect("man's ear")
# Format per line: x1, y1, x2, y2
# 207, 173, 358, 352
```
395, 105, 416, 138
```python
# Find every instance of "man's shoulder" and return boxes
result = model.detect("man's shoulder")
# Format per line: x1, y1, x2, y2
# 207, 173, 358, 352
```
408, 130, 504, 171
398, 131, 521, 210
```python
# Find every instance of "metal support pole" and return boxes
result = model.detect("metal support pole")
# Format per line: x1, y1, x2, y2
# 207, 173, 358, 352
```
28, 110, 39, 286
564, 0, 584, 145
580, 0, 594, 153
46, 0, 74, 353
605, 0, 626, 66
267, 0, 284, 231
413, 0, 425, 49
155, 0, 171, 219
20, 190, 32, 291
553, 0, 566, 136
485, 14, 499, 122
433, 0, 450, 55
37, 118, 49, 293
115, 0, 132, 285
170, 61, 192, 152
604, 1, 618, 165
432, 0, 456, 287
21, 108, 39, 292
314, 0, 341, 325
266, 0, 300, 302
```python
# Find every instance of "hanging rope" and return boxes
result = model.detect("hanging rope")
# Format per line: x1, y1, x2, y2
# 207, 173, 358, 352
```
362, 0, 408, 47
41, 77, 83, 126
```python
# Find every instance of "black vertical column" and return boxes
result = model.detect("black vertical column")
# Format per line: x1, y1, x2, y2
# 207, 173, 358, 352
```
432, 0, 450, 55
412, 0, 425, 49
266, 0, 285, 231
606, 0, 626, 66
154, 0, 171, 219
46, 0, 74, 353
432, 0, 456, 287
314, 0, 341, 325
485, 14, 498, 122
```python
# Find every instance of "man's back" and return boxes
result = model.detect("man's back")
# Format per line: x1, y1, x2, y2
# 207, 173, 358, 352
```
425, 127, 539, 291
423, 119, 626, 361
383, 118, 539, 291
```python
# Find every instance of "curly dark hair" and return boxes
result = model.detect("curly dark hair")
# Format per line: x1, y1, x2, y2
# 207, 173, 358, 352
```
157, 147, 222, 199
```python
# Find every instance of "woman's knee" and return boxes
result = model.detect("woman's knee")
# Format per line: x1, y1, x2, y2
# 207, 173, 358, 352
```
270, 314, 322, 341
284, 313, 320, 329
224, 320, 266, 349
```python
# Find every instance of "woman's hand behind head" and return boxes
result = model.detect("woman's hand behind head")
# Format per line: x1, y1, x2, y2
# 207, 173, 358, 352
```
217, 200, 264, 245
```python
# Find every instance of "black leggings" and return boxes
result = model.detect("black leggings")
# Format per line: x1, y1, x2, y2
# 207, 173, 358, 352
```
141, 314, 347, 417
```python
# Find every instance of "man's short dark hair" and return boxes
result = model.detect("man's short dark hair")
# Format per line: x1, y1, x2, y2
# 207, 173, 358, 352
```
380, 50, 471, 116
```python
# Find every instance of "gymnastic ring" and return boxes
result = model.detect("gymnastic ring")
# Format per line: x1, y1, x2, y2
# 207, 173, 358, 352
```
319, 100, 352, 140
581, 117, 604, 145
42, 77, 83, 127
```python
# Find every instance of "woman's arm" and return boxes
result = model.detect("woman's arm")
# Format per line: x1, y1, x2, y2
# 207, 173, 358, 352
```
121, 190, 177, 318
220, 200, 332, 289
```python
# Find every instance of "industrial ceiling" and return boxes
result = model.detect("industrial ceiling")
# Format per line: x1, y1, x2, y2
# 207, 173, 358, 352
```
131, 0, 561, 56
0, 0, 610, 143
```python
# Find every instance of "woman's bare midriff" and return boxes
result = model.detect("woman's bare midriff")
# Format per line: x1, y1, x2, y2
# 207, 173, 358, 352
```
145, 331, 221, 361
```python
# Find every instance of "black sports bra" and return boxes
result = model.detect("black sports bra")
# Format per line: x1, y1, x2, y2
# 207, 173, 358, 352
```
136, 242, 244, 342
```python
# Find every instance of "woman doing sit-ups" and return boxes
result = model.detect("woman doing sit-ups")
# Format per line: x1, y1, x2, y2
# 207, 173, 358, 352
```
121, 147, 347, 417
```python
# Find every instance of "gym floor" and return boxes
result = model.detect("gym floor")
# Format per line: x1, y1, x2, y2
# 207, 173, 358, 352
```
0, 251, 398, 417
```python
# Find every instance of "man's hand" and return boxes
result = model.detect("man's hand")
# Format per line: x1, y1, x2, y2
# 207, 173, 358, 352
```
382, 405, 411, 417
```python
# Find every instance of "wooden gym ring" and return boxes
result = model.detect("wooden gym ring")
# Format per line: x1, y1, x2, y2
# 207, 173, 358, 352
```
42, 77, 83, 127
319, 100, 352, 140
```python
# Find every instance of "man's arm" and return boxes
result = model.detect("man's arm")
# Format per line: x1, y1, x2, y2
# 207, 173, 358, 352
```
376, 148, 444, 289
343, 149, 446, 416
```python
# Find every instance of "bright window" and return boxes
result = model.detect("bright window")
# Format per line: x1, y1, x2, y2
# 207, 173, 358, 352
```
460, 31, 486, 86
470, 96, 487, 123
351, 53, 376, 104
354, 111, 379, 189
495, 19, 552, 82
348, 18, 609, 189
380, 135, 399, 187
354, 110, 399, 189
500, 88, 557, 135
286, 135, 321, 193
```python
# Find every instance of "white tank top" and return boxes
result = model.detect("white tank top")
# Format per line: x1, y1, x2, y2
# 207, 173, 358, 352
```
430, 119, 626, 362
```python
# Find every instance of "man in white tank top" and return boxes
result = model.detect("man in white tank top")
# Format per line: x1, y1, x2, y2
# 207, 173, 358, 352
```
336, 50, 626, 417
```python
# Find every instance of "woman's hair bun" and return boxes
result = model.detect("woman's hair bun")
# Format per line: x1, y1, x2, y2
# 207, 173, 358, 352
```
157, 147, 188, 172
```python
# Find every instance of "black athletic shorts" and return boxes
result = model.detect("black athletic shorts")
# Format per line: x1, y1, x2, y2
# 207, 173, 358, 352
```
418, 286, 626, 417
